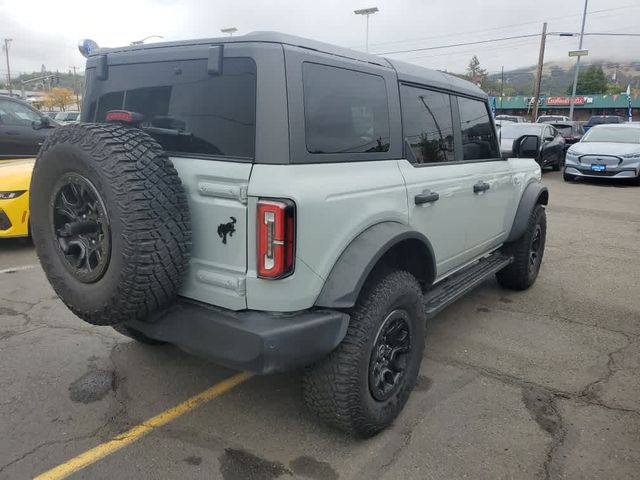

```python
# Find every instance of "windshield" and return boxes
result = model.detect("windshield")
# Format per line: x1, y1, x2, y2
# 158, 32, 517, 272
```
500, 124, 542, 139
550, 123, 581, 136
582, 127, 640, 144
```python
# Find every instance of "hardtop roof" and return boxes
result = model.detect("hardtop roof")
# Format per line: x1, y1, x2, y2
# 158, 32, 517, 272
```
91, 31, 486, 99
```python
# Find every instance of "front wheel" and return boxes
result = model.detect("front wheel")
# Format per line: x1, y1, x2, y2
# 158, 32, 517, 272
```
496, 204, 546, 290
302, 270, 426, 437
563, 170, 576, 182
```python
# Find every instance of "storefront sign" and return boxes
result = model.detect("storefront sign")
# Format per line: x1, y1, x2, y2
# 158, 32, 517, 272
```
546, 96, 586, 106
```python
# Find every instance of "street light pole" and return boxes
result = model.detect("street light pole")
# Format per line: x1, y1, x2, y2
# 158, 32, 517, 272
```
354, 7, 379, 53
3, 38, 13, 96
130, 35, 164, 46
221, 27, 238, 37
569, 0, 588, 120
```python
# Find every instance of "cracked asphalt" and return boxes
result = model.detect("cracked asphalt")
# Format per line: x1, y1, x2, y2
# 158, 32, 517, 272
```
1, 171, 639, 479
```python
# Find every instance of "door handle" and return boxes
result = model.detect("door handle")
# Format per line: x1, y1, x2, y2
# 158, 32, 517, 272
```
414, 191, 439, 205
473, 181, 490, 193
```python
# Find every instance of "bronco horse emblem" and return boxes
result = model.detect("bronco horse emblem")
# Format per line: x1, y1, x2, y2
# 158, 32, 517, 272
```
217, 217, 237, 245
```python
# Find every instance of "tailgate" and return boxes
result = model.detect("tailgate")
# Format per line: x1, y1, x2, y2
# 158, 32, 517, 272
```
174, 159, 251, 310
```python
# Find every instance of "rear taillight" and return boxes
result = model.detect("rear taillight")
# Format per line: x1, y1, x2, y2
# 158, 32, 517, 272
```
257, 198, 295, 279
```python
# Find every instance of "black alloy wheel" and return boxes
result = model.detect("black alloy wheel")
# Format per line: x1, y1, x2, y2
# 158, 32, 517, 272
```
369, 309, 412, 402
51, 172, 111, 283
528, 224, 542, 277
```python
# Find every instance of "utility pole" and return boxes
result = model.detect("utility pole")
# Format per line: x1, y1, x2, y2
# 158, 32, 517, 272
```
3, 38, 12, 96
531, 23, 547, 123
70, 66, 80, 109
569, 0, 588, 120
500, 65, 504, 109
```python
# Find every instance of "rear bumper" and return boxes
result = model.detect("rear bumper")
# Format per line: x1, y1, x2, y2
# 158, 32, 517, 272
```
125, 299, 349, 374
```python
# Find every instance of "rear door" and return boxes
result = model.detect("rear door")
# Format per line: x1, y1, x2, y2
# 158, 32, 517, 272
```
83, 42, 285, 310
397, 84, 474, 276
454, 95, 514, 258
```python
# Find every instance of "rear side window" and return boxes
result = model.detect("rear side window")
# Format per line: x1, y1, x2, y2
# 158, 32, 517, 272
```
85, 58, 256, 159
302, 63, 390, 154
458, 97, 499, 160
400, 85, 454, 163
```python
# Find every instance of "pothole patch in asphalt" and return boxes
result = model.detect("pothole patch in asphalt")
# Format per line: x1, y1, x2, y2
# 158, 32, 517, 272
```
69, 369, 115, 403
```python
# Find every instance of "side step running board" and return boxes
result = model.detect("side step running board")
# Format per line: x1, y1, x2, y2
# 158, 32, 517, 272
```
424, 253, 513, 318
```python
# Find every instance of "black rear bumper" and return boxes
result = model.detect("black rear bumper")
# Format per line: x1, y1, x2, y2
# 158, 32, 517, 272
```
124, 300, 349, 374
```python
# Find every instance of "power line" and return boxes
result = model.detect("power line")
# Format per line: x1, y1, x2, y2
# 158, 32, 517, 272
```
363, 3, 640, 51
378, 31, 640, 56
377, 34, 541, 55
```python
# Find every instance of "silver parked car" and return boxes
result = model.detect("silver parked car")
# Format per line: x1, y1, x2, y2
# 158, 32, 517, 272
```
564, 124, 640, 182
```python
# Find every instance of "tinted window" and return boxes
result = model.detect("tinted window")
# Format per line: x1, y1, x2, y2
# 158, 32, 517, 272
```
458, 97, 499, 160
0, 99, 41, 126
86, 58, 256, 159
303, 63, 390, 154
400, 85, 454, 163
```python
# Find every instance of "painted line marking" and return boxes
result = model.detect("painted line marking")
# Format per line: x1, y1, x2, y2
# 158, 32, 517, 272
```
0, 264, 36, 274
34, 371, 252, 480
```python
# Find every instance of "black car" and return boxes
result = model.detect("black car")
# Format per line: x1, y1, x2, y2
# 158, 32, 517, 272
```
549, 121, 584, 149
583, 115, 625, 133
499, 123, 565, 170
0, 96, 57, 159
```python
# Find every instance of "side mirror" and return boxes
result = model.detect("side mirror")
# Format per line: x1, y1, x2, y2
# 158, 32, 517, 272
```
512, 135, 540, 158
32, 116, 51, 130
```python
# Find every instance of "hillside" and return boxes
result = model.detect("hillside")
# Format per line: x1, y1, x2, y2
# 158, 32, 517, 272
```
487, 59, 640, 96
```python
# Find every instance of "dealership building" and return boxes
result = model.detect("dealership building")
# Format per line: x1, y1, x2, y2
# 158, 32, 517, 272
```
490, 94, 640, 121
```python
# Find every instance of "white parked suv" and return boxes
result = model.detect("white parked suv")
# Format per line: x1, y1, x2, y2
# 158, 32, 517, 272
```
29, 32, 548, 437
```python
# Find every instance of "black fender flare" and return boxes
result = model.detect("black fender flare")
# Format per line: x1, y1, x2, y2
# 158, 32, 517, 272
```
506, 181, 549, 242
314, 222, 436, 309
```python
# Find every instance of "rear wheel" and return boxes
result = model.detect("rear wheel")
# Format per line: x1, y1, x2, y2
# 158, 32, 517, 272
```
302, 270, 426, 437
30, 124, 191, 326
496, 204, 546, 290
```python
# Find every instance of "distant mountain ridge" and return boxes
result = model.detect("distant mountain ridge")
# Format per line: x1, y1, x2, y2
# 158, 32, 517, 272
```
486, 59, 640, 96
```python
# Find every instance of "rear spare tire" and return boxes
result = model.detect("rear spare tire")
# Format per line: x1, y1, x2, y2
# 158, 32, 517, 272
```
30, 123, 191, 326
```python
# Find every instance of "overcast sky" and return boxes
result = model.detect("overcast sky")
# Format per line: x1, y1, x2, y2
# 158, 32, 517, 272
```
1, 0, 639, 78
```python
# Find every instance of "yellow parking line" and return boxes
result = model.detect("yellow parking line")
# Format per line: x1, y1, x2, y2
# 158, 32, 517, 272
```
34, 371, 252, 480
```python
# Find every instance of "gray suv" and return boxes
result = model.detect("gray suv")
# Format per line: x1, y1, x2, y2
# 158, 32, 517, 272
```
29, 32, 548, 437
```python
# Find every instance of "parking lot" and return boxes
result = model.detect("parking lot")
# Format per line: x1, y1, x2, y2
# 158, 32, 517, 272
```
0, 171, 638, 480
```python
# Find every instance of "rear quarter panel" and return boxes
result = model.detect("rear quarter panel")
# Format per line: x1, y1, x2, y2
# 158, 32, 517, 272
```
246, 161, 408, 311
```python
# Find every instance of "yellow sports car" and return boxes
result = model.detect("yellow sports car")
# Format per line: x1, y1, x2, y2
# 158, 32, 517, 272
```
0, 158, 35, 238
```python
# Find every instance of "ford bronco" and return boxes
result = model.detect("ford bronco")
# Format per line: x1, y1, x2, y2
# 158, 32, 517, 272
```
30, 32, 548, 437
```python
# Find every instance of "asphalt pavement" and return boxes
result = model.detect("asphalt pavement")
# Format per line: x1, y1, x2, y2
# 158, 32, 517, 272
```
1, 171, 639, 480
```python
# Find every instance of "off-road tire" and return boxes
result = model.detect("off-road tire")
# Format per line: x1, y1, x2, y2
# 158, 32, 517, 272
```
30, 123, 191, 326
563, 170, 576, 182
112, 324, 166, 345
302, 270, 426, 437
496, 204, 546, 290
